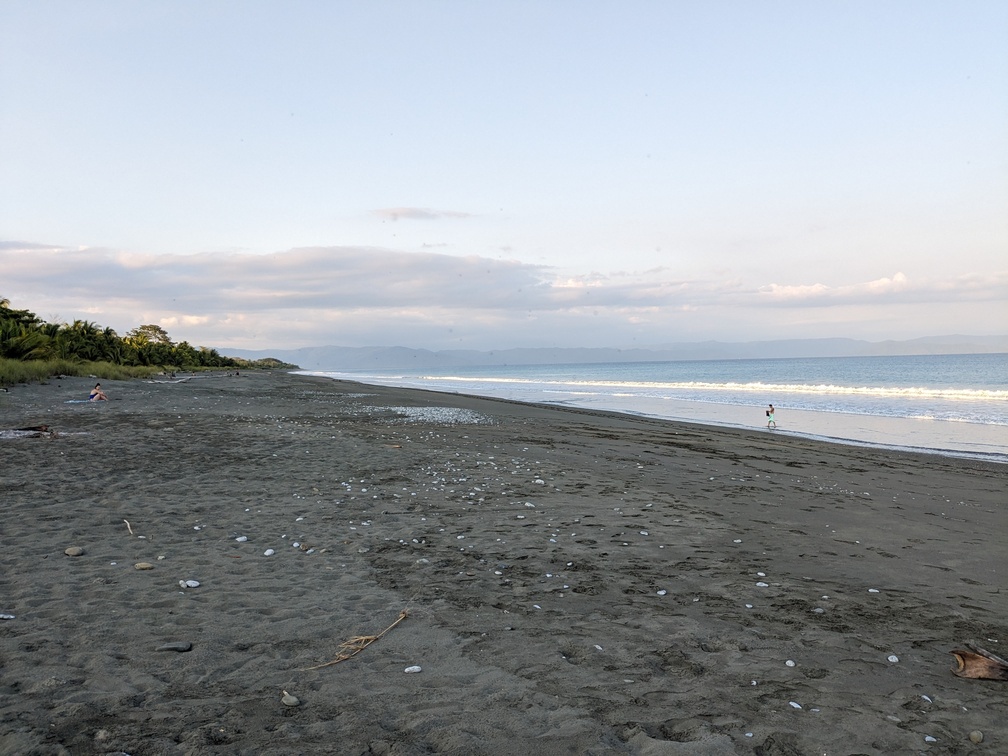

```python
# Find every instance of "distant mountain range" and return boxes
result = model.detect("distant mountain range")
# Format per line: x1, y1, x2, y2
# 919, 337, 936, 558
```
221, 335, 1008, 371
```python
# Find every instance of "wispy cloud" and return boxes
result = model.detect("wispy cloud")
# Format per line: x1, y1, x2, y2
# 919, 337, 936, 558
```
373, 207, 474, 221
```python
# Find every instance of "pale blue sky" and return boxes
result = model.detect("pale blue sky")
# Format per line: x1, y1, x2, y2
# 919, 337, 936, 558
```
2, 1, 1005, 350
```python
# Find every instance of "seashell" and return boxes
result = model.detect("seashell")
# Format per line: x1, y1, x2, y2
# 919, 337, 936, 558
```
924, 736, 937, 743
788, 701, 802, 709
183, 579, 200, 588
755, 582, 769, 588
949, 643, 1008, 680
65, 546, 85, 557
134, 562, 154, 570
281, 690, 300, 706
404, 665, 422, 673
969, 730, 984, 744
235, 536, 248, 542
887, 654, 899, 663
263, 549, 275, 556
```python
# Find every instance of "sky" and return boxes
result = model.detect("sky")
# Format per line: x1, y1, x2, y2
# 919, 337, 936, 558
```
1, 1, 1006, 352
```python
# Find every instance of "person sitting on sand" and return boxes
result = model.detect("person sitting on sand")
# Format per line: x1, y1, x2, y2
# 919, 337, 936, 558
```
89, 383, 108, 401
766, 403, 776, 429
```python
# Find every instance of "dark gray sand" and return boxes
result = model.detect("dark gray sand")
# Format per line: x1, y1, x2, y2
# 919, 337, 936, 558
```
1, 370, 1005, 754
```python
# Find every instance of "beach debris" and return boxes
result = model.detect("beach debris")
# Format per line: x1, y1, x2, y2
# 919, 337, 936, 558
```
0, 614, 14, 620
64, 546, 85, 557
178, 579, 200, 589
281, 690, 300, 706
303, 609, 409, 670
969, 730, 984, 744
123, 519, 134, 535
788, 701, 802, 709
404, 665, 422, 673
134, 562, 154, 570
949, 642, 1008, 680
156, 641, 192, 652
868, 588, 880, 593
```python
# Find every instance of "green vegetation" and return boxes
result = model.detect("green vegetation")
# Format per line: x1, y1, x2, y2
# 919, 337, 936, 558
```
0, 297, 298, 386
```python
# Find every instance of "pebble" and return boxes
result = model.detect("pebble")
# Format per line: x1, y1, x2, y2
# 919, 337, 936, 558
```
179, 580, 200, 589
924, 735, 937, 743
0, 613, 15, 620
64, 546, 85, 557
156, 641, 192, 652
868, 588, 880, 593
969, 730, 983, 744
235, 536, 248, 542
755, 582, 769, 588
785, 660, 796, 667
788, 701, 802, 709
134, 562, 155, 570
263, 549, 275, 556
281, 690, 300, 706
404, 665, 422, 673
887, 654, 899, 663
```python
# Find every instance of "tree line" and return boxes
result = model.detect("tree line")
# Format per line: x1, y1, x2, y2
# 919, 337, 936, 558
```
0, 297, 295, 371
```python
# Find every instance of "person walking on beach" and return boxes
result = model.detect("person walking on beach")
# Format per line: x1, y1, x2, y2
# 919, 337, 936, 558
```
766, 404, 776, 429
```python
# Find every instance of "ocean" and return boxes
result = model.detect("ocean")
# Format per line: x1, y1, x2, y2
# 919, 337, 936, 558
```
305, 353, 1008, 463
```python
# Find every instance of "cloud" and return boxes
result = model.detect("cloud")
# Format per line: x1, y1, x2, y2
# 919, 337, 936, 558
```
2, 244, 1004, 350
758, 271, 1006, 306
373, 207, 474, 221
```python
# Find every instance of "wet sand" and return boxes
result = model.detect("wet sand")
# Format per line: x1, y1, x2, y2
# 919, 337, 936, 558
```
1, 370, 1005, 754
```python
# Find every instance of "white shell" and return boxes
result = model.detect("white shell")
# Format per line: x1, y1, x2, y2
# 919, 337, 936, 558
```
235, 536, 248, 542
887, 654, 899, 663
404, 665, 422, 673
263, 549, 275, 556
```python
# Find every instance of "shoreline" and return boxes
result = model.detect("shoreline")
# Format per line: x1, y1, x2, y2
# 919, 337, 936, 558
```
2, 370, 1005, 754
304, 370, 1008, 465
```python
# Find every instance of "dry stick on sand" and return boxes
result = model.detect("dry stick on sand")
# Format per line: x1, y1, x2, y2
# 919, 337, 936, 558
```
123, 520, 134, 535
303, 609, 410, 671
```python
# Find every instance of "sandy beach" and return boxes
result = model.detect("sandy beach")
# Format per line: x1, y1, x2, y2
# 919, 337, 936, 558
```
1, 370, 1005, 755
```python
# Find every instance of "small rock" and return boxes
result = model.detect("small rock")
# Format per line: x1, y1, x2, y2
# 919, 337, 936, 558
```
235, 536, 248, 542
156, 641, 192, 652
178, 579, 200, 588
887, 654, 899, 663
65, 546, 85, 557
263, 549, 275, 556
969, 730, 983, 744
134, 562, 154, 570
924, 735, 937, 743
785, 660, 796, 667
281, 690, 300, 706
0, 613, 15, 620
404, 665, 422, 673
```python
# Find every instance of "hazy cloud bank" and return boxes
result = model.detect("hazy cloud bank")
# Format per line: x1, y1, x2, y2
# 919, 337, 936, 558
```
2, 244, 1003, 350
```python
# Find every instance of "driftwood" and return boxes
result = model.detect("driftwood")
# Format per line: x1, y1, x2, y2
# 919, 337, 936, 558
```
950, 643, 1008, 680
303, 609, 409, 670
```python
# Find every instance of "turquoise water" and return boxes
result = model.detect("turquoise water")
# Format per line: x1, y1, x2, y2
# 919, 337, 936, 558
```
306, 353, 1008, 462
